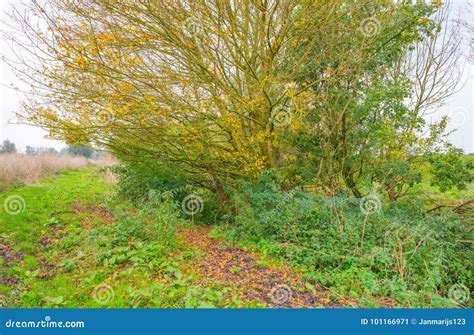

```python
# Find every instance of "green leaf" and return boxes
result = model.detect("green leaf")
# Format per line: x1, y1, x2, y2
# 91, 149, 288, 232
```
43, 296, 64, 305
305, 282, 314, 292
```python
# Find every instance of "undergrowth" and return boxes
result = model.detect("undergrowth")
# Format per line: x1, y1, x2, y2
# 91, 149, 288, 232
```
0, 168, 254, 308
216, 173, 473, 307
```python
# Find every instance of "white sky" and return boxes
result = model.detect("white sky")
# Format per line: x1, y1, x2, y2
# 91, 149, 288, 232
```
0, 0, 473, 153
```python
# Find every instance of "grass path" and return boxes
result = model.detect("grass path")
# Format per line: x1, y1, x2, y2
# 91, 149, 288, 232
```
0, 167, 346, 308
0, 168, 107, 254
0, 168, 111, 307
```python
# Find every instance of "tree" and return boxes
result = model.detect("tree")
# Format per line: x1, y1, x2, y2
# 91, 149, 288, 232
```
26, 146, 59, 155
262, 1, 464, 198
428, 145, 473, 192
0, 139, 17, 154
66, 144, 94, 158
46, 147, 59, 155
25, 145, 37, 156
3, 0, 467, 199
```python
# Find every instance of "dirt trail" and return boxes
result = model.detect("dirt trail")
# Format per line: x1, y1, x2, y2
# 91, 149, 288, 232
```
179, 227, 350, 308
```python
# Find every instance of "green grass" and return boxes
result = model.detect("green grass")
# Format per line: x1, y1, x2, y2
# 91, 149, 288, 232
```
0, 167, 255, 308
414, 155, 474, 205
0, 168, 107, 253
1, 162, 470, 308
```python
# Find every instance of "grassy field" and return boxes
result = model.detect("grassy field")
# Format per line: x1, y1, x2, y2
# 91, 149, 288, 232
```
420, 155, 474, 205
0, 168, 242, 307
1, 164, 471, 308
2, 167, 334, 308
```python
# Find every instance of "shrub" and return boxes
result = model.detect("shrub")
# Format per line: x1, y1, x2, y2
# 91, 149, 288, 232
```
115, 162, 226, 225
114, 162, 188, 203
223, 172, 473, 306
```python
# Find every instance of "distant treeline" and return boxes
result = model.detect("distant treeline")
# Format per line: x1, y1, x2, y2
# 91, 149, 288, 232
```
0, 139, 102, 159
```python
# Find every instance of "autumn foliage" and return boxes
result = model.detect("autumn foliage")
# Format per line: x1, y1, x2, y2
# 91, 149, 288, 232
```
5, 0, 468, 198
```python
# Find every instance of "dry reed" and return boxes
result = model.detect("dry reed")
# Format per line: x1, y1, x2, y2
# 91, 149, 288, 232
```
0, 154, 90, 191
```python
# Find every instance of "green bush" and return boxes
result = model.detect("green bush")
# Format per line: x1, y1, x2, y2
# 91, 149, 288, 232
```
114, 162, 189, 203
223, 172, 473, 307
428, 146, 474, 192
115, 162, 226, 225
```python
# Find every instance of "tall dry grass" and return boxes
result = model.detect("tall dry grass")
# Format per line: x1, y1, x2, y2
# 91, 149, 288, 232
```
89, 153, 119, 184
0, 154, 90, 191
88, 153, 117, 168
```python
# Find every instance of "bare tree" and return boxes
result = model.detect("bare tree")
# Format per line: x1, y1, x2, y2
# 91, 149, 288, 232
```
396, 1, 464, 116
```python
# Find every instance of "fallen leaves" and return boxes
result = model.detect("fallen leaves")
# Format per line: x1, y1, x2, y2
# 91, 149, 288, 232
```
178, 227, 341, 308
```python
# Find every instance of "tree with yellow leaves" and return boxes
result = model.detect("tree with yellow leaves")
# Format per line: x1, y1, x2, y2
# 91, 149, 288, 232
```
3, 0, 469, 199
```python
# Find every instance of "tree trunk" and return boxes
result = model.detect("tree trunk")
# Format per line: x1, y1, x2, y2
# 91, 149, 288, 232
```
209, 175, 237, 215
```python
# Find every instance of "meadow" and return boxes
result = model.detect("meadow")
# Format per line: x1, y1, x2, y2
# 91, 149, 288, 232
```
0, 154, 472, 308
0, 166, 298, 308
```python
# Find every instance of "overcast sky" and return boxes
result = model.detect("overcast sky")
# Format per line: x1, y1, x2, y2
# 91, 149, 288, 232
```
1, 0, 473, 153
